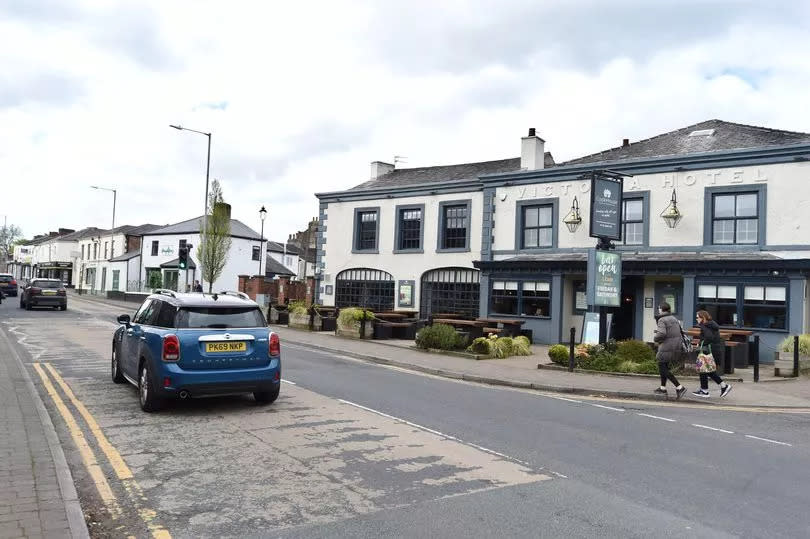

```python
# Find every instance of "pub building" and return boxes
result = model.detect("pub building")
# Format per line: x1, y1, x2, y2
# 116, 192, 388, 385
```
315, 120, 810, 362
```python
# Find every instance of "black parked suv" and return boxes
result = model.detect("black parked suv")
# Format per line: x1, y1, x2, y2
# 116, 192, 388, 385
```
20, 279, 67, 310
0, 273, 18, 297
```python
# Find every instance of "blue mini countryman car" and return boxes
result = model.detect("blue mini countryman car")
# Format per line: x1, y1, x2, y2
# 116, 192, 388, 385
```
112, 290, 281, 412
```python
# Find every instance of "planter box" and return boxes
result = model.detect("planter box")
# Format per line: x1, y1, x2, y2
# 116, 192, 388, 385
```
337, 320, 375, 339
320, 317, 336, 332
288, 312, 310, 330
773, 351, 810, 376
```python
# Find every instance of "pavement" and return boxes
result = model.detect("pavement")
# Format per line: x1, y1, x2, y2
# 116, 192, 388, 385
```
0, 319, 89, 538
67, 291, 810, 409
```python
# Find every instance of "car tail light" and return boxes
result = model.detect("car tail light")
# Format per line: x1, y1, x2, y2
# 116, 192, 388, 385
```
30, 287, 41, 295
162, 334, 180, 361
269, 333, 280, 356
10, 280, 16, 286
57, 289, 66, 296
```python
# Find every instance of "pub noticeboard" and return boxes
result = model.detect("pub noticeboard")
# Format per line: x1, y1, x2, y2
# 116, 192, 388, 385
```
589, 175, 623, 241
586, 249, 622, 307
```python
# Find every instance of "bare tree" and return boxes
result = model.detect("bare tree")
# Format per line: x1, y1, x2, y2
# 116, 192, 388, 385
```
198, 201, 231, 293
207, 179, 224, 213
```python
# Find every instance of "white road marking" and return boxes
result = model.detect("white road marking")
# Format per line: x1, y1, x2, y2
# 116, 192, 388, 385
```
547, 395, 583, 404
745, 435, 792, 447
550, 471, 568, 479
692, 424, 734, 434
281, 379, 296, 385
338, 398, 542, 471
637, 413, 677, 423
590, 403, 625, 412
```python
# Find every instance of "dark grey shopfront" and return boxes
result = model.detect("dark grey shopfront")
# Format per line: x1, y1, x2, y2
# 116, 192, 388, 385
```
475, 252, 809, 363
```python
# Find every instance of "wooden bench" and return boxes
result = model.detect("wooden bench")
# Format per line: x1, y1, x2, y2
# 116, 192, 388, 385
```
483, 327, 502, 335
432, 318, 486, 340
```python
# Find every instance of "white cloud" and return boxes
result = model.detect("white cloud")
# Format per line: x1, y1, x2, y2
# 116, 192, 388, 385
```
1, 0, 809, 244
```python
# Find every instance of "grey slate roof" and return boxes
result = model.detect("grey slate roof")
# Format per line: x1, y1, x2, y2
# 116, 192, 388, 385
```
264, 255, 295, 276
348, 154, 554, 192
109, 251, 141, 262
147, 216, 263, 240
266, 241, 302, 255
563, 119, 810, 166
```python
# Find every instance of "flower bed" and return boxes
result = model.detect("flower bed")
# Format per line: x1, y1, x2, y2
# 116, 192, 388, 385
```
547, 339, 662, 374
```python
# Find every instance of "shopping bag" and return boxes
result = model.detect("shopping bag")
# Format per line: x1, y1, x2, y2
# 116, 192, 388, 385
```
695, 341, 717, 373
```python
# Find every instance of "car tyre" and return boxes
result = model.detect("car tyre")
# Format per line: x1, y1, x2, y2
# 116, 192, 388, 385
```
111, 344, 125, 384
253, 384, 280, 405
138, 361, 164, 413
60, 304, 67, 311
19, 298, 24, 309
25, 300, 32, 310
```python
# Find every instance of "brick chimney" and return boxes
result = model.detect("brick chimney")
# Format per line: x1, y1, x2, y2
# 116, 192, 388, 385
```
521, 128, 545, 171
370, 161, 395, 180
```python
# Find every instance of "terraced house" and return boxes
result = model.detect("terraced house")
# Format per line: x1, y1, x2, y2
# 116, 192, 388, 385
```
315, 120, 810, 362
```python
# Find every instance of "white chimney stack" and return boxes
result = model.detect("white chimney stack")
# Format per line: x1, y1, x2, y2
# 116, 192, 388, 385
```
520, 128, 545, 171
370, 161, 395, 180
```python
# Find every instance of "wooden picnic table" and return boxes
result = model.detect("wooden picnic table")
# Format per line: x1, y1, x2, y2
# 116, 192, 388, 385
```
476, 318, 525, 337
432, 318, 487, 339
392, 309, 418, 316
432, 313, 463, 319
375, 312, 408, 321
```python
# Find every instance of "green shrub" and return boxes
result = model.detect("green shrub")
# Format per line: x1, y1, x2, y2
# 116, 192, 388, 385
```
548, 344, 569, 365
779, 334, 810, 356
416, 324, 465, 350
514, 335, 531, 348
635, 360, 660, 375
602, 339, 618, 353
147, 271, 163, 289
289, 300, 308, 315
616, 340, 655, 363
337, 307, 375, 328
467, 337, 493, 355
589, 352, 621, 372
492, 337, 514, 358
512, 339, 531, 356
616, 360, 638, 373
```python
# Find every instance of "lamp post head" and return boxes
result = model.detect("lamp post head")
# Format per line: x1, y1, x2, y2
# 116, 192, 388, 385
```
259, 206, 267, 221
169, 124, 183, 130
562, 196, 582, 234
660, 189, 683, 229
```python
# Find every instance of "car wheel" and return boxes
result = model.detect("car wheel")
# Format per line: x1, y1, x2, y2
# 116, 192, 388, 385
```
138, 361, 163, 413
19, 298, 24, 309
111, 344, 125, 384
253, 384, 280, 405
60, 304, 67, 311
25, 300, 32, 310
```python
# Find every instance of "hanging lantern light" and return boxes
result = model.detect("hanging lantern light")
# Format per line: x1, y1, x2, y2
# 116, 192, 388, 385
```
660, 188, 682, 228
562, 196, 582, 233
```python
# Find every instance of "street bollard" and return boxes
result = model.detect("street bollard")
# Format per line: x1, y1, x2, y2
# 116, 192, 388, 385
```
568, 327, 576, 373
794, 335, 800, 377
752, 335, 760, 383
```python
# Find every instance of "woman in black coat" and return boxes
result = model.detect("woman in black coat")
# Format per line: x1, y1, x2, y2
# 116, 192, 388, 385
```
693, 310, 733, 398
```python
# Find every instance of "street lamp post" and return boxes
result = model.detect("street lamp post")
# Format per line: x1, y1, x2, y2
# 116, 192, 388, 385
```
259, 206, 267, 276
170, 124, 211, 291
90, 186, 117, 260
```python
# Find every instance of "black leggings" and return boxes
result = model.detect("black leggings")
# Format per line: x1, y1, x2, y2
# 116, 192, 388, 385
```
659, 361, 680, 387
700, 372, 724, 390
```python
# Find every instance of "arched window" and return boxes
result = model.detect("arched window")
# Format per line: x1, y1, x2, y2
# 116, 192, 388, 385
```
335, 268, 395, 312
420, 267, 480, 319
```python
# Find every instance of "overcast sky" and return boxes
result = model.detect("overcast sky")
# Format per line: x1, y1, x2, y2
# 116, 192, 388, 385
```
2, 0, 809, 242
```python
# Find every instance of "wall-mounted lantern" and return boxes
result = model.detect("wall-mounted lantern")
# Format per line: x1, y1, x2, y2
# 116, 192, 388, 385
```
660, 188, 683, 229
562, 196, 582, 233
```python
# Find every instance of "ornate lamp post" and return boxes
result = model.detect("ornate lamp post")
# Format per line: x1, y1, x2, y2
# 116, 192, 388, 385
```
660, 188, 683, 228
562, 196, 582, 233
258, 205, 267, 276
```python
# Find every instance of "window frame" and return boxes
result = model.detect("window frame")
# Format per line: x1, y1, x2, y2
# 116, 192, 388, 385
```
393, 203, 425, 253
490, 277, 552, 319
616, 191, 649, 248
514, 198, 558, 251
696, 280, 788, 331
151, 240, 159, 256
436, 199, 472, 253
352, 207, 380, 254
252, 246, 261, 261
703, 185, 766, 247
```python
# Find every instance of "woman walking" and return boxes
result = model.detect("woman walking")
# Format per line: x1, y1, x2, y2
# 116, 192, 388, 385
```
692, 310, 733, 398
653, 302, 687, 399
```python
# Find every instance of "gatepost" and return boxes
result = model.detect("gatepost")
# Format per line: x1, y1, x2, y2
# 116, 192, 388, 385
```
586, 171, 627, 343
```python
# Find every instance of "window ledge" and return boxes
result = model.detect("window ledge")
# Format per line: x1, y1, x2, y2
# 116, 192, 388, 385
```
436, 247, 471, 253
351, 249, 379, 254
393, 249, 424, 254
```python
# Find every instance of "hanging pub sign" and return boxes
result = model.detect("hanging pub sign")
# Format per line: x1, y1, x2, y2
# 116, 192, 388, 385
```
589, 174, 623, 240
586, 248, 622, 307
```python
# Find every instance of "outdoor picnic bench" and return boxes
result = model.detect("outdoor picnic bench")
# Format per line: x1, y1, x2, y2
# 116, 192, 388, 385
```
432, 318, 487, 340
476, 318, 525, 337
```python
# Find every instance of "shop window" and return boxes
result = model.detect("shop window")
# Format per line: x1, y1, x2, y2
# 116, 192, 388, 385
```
491, 279, 551, 317
335, 268, 394, 312
711, 192, 758, 244
420, 267, 479, 319
394, 204, 424, 252
520, 205, 553, 248
353, 208, 379, 252
697, 282, 787, 330
438, 200, 471, 251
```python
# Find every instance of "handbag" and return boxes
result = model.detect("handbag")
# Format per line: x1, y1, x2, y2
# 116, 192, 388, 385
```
695, 341, 717, 373
678, 322, 694, 354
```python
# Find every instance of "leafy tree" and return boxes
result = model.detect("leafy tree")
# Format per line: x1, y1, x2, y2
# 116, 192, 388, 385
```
0, 223, 22, 262
198, 200, 232, 293
207, 179, 224, 213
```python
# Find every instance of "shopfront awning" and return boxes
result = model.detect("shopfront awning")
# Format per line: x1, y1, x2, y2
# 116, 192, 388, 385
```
474, 251, 810, 276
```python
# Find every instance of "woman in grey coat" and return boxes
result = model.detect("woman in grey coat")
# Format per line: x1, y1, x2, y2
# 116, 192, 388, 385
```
653, 302, 687, 399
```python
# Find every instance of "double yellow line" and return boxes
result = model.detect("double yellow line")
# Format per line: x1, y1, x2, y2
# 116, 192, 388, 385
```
33, 362, 171, 539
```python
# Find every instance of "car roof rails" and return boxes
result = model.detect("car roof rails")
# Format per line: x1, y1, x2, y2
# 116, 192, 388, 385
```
219, 290, 250, 300
153, 289, 177, 298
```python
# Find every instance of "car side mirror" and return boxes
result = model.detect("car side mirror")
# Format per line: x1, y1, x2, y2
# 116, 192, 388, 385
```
117, 314, 131, 326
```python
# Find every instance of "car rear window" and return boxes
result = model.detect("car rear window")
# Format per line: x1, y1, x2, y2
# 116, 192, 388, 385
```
0, 275, 13, 282
176, 307, 266, 329
32, 280, 61, 288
